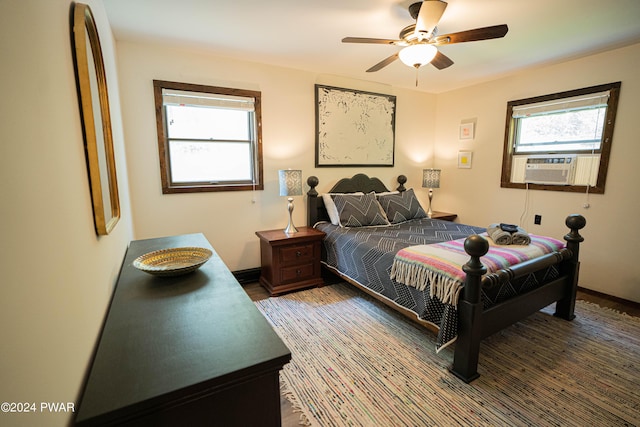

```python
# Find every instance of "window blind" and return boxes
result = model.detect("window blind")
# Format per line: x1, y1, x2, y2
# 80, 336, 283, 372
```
512, 91, 609, 118
162, 89, 255, 111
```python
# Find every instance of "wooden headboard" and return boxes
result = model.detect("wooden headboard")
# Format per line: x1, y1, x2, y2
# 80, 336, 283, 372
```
306, 174, 407, 226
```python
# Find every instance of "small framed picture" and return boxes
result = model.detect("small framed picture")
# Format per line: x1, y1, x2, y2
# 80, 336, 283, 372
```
459, 122, 474, 140
458, 151, 473, 169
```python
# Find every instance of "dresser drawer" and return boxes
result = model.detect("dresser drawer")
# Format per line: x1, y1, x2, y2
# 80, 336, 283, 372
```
279, 243, 315, 264
280, 263, 315, 283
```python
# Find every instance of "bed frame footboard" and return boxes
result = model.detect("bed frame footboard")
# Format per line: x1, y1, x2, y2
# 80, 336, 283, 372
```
451, 214, 586, 383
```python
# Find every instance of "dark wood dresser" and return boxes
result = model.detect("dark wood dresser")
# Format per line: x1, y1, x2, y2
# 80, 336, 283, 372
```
75, 233, 291, 426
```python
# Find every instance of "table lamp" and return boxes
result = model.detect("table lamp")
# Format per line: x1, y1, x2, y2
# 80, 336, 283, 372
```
278, 169, 303, 234
422, 168, 441, 218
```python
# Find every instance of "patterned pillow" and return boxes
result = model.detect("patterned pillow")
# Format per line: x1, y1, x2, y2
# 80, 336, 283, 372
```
322, 192, 363, 225
331, 192, 389, 227
376, 188, 427, 224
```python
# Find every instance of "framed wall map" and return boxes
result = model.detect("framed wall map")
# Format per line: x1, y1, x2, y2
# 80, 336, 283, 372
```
315, 85, 396, 167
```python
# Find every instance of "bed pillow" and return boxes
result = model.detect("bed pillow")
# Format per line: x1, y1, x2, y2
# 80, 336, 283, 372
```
322, 192, 363, 225
331, 192, 389, 227
376, 188, 427, 224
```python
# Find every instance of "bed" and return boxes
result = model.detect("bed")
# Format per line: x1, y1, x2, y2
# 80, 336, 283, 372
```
307, 173, 586, 383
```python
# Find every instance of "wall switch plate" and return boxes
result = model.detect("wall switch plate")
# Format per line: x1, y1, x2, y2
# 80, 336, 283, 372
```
534, 214, 542, 225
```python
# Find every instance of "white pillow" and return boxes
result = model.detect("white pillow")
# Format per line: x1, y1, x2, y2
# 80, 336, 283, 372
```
322, 192, 363, 225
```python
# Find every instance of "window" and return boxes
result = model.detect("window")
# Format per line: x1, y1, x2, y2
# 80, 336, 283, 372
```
153, 80, 263, 193
513, 92, 608, 154
501, 82, 620, 193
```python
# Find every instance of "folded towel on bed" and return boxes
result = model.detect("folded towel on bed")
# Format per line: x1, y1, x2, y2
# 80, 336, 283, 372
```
512, 226, 531, 245
487, 223, 532, 245
487, 223, 512, 245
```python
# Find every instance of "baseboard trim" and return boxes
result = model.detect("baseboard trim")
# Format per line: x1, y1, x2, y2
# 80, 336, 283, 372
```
233, 268, 261, 285
578, 286, 640, 309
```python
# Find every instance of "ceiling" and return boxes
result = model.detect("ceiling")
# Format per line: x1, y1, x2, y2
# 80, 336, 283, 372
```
103, 0, 640, 94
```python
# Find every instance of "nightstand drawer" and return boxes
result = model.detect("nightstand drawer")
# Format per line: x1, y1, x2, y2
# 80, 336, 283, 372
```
280, 263, 315, 283
279, 244, 315, 264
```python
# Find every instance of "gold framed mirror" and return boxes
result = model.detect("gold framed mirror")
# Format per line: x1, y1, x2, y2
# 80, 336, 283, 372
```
72, 2, 120, 235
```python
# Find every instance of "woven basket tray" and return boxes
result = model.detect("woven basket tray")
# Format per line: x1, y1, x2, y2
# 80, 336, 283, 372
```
133, 247, 212, 276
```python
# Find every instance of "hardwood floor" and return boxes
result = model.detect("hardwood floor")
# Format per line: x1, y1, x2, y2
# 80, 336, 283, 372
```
244, 282, 639, 426
576, 287, 640, 317
243, 281, 274, 301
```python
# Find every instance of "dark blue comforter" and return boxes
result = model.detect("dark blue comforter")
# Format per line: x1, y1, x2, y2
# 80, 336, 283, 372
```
315, 218, 560, 350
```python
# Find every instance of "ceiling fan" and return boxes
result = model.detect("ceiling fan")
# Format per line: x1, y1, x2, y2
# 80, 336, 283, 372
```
342, 0, 508, 75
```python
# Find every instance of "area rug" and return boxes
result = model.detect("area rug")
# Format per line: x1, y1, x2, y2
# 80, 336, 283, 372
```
255, 283, 640, 427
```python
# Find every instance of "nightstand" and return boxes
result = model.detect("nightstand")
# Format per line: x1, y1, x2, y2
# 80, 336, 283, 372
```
430, 211, 458, 221
255, 226, 325, 296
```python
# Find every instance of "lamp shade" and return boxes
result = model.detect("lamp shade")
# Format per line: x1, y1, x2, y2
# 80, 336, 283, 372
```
398, 44, 438, 68
422, 168, 441, 189
278, 169, 303, 196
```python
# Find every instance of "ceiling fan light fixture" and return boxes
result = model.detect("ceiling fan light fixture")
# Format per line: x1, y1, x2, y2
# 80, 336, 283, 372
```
398, 44, 438, 68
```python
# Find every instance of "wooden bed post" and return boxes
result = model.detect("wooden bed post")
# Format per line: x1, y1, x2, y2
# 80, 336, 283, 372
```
554, 214, 586, 320
306, 176, 319, 226
451, 235, 489, 383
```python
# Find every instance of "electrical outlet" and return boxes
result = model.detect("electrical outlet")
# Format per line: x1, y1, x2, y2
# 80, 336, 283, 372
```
534, 214, 542, 225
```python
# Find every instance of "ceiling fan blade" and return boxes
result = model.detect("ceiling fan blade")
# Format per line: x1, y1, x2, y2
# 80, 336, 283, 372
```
414, 0, 447, 38
366, 53, 399, 72
342, 37, 404, 45
432, 24, 509, 45
430, 50, 454, 70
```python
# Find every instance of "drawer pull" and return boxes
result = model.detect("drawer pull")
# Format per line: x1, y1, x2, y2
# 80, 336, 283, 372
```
280, 245, 314, 263
296, 269, 302, 275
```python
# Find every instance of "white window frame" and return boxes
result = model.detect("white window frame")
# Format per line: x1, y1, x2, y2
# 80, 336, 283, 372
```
153, 80, 263, 193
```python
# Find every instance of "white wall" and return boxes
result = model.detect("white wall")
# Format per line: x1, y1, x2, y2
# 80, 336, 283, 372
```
1, 2, 638, 425
0, 1, 133, 426
117, 40, 640, 303
116, 42, 437, 271
434, 43, 640, 303
117, 39, 640, 303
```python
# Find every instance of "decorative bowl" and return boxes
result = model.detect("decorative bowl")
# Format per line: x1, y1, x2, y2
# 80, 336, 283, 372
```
133, 247, 213, 277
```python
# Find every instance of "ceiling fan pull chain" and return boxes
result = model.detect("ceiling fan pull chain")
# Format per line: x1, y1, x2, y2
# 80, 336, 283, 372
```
415, 66, 419, 87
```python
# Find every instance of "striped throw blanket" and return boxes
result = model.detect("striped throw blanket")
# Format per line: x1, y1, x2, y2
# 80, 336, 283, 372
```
390, 233, 565, 306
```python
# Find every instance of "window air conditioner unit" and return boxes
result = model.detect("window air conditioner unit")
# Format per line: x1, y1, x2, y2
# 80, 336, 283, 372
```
524, 155, 576, 185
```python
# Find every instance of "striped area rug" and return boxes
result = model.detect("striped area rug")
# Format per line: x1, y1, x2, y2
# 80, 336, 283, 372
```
255, 283, 640, 426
